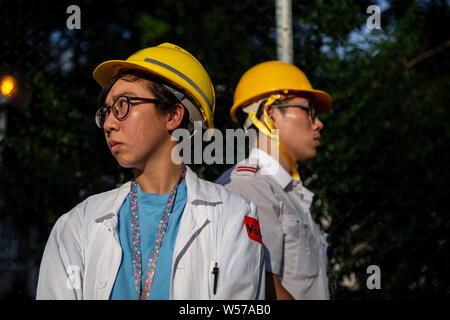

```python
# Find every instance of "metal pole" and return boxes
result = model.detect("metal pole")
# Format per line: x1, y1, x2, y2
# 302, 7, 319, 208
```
275, 0, 293, 64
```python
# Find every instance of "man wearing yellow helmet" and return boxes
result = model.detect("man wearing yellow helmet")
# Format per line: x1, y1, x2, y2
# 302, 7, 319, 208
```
36, 43, 264, 300
217, 60, 332, 300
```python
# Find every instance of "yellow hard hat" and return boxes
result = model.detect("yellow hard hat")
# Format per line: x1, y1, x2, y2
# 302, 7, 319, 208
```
93, 43, 215, 129
230, 60, 332, 123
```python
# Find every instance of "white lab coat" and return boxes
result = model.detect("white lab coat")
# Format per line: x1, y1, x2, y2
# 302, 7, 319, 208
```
36, 166, 265, 300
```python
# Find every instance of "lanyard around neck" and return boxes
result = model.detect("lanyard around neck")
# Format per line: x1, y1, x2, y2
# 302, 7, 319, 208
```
129, 166, 186, 300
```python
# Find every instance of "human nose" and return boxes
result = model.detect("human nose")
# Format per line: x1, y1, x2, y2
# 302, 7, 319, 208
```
103, 109, 120, 133
313, 117, 324, 132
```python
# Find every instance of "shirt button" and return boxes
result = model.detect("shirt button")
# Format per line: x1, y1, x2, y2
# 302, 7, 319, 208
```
98, 280, 107, 289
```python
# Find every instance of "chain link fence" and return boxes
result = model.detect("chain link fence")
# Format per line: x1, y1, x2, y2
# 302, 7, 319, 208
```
0, 1, 74, 298
1, 0, 447, 299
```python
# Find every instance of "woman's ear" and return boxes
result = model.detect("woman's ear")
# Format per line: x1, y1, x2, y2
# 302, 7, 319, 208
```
166, 103, 185, 131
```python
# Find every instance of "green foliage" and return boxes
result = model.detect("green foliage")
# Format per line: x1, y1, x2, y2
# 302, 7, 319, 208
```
302, 0, 450, 299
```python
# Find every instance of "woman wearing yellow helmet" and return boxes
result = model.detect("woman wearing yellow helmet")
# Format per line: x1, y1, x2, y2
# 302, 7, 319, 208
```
36, 43, 264, 300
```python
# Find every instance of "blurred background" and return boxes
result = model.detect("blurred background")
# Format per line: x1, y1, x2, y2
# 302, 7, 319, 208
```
0, 0, 448, 299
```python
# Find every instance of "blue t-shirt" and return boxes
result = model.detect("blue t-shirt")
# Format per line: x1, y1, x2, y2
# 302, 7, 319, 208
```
110, 180, 187, 300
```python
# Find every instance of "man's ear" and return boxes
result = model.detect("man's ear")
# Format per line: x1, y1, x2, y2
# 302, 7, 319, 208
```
166, 103, 185, 131
262, 103, 280, 129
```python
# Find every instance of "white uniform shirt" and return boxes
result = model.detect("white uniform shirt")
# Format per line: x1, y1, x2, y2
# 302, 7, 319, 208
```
36, 166, 265, 300
217, 148, 329, 300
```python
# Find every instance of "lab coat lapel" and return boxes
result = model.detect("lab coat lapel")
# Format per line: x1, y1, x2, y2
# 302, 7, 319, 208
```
172, 167, 217, 264
171, 167, 221, 285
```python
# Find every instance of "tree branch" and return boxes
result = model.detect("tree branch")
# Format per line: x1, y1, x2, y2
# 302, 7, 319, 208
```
406, 40, 450, 69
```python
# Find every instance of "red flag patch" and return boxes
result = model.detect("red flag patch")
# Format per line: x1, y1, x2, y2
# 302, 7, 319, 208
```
244, 216, 262, 244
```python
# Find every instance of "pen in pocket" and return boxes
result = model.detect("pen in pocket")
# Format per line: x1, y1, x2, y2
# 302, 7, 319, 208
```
212, 262, 219, 294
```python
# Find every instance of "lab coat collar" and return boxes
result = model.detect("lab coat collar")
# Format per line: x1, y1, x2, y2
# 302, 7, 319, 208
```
184, 166, 222, 204
94, 166, 221, 223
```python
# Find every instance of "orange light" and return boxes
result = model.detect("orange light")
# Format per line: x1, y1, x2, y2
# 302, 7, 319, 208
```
0, 75, 18, 97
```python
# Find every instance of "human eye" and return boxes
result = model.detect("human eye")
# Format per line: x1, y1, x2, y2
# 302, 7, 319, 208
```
117, 97, 128, 108
100, 105, 110, 117
95, 105, 110, 128
113, 96, 129, 118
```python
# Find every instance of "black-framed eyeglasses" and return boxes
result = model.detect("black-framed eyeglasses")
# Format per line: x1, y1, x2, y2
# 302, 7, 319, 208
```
95, 95, 161, 128
273, 101, 317, 123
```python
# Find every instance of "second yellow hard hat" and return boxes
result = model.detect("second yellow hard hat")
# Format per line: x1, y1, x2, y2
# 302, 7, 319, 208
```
230, 60, 332, 123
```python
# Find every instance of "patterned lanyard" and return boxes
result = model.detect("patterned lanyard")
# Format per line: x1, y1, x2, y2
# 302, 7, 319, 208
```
129, 166, 186, 300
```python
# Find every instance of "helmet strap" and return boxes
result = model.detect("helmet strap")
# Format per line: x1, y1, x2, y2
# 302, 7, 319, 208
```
162, 84, 204, 129
248, 93, 301, 181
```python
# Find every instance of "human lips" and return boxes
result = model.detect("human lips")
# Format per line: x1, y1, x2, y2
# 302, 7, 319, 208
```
314, 135, 321, 146
109, 140, 122, 152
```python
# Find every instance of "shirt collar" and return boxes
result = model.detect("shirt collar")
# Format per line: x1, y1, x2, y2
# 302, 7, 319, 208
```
249, 148, 293, 190
249, 148, 315, 201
